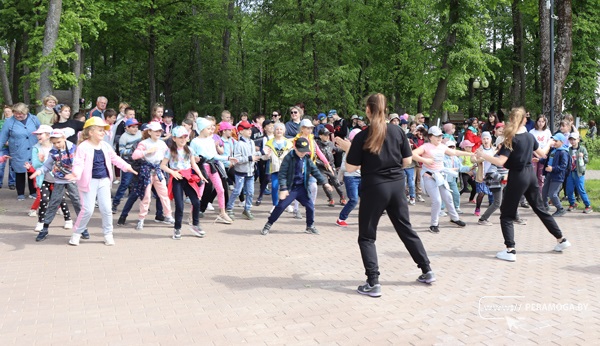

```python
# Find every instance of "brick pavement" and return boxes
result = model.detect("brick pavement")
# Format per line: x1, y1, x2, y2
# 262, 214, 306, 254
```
0, 177, 599, 345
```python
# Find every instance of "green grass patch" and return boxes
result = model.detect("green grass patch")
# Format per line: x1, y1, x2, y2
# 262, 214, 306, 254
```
585, 179, 600, 209
588, 157, 600, 170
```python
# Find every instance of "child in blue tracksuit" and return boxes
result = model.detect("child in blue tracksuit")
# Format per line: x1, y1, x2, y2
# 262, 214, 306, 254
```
566, 132, 592, 213
260, 137, 332, 235
540, 133, 570, 217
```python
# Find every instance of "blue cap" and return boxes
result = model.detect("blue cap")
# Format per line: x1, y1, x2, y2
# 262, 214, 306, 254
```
552, 133, 566, 143
327, 109, 337, 117
125, 118, 140, 127
318, 113, 326, 120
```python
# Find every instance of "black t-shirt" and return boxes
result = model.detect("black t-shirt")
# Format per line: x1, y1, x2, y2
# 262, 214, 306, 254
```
497, 132, 538, 171
53, 120, 84, 144
346, 124, 411, 188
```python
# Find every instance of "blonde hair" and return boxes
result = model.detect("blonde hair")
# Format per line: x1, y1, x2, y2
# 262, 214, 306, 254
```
42, 95, 58, 107
119, 102, 130, 112
502, 107, 526, 151
363, 93, 388, 154
12, 102, 29, 115
78, 126, 97, 145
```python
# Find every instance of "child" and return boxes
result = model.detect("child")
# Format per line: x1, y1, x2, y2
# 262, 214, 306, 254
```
66, 117, 137, 246
52, 104, 84, 144
315, 127, 346, 206
261, 137, 332, 235
160, 126, 208, 239
226, 120, 261, 220
494, 122, 505, 147
442, 140, 471, 214
263, 123, 293, 211
458, 139, 477, 202
473, 132, 495, 216
29, 129, 82, 242
540, 133, 570, 217
103, 109, 118, 145
131, 121, 175, 230
256, 120, 275, 205
566, 132, 592, 213
442, 123, 455, 144
112, 118, 142, 213
335, 129, 361, 227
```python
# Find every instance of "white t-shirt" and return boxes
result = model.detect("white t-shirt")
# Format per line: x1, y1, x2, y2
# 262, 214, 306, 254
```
529, 128, 552, 149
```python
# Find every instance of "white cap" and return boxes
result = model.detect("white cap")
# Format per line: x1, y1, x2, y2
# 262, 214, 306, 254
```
427, 126, 443, 136
145, 121, 163, 132
300, 119, 314, 128
569, 132, 580, 139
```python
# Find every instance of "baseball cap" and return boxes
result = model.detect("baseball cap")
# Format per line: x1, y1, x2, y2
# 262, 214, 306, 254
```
327, 109, 337, 117
49, 129, 66, 138
495, 122, 505, 129
300, 119, 314, 128
32, 124, 53, 134
84, 117, 110, 130
551, 133, 566, 143
428, 126, 443, 136
460, 139, 475, 148
318, 128, 331, 136
196, 117, 211, 132
171, 126, 188, 138
351, 114, 359, 120
163, 109, 174, 118
125, 118, 140, 127
218, 121, 234, 131
446, 140, 457, 147
388, 114, 399, 122
262, 120, 273, 128
295, 137, 311, 153
145, 121, 163, 132
318, 113, 326, 120
237, 120, 253, 132
569, 132, 580, 139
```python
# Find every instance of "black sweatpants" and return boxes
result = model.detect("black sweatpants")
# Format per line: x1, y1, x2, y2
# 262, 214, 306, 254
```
500, 165, 563, 248
358, 178, 431, 285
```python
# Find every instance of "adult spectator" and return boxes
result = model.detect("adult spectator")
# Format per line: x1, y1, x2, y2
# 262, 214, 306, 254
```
0, 103, 40, 199
52, 104, 84, 144
524, 111, 535, 132
285, 106, 302, 138
37, 95, 58, 126
482, 111, 499, 137
271, 110, 282, 123
586, 120, 597, 140
88, 96, 108, 119
415, 113, 429, 130
1, 105, 16, 189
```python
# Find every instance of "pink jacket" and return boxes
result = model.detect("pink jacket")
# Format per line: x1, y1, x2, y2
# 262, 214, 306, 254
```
72, 140, 132, 192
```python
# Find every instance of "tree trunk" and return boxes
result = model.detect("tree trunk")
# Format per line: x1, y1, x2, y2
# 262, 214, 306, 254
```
0, 53, 13, 105
429, 0, 459, 117
71, 41, 83, 114
9, 40, 19, 102
309, 12, 320, 108
192, 7, 204, 98
39, 0, 63, 107
553, 0, 573, 119
511, 0, 525, 107
148, 4, 157, 112
22, 33, 31, 105
220, 1, 235, 109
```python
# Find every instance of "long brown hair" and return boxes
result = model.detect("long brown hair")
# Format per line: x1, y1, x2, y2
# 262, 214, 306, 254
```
502, 107, 526, 151
363, 93, 387, 154
168, 136, 192, 163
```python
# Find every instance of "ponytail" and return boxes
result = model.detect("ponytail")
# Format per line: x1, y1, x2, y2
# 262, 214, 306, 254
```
502, 107, 526, 151
363, 93, 388, 154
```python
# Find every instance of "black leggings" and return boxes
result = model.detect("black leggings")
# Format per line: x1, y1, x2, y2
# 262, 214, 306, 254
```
500, 165, 563, 248
200, 176, 230, 212
358, 178, 431, 285
16, 172, 36, 197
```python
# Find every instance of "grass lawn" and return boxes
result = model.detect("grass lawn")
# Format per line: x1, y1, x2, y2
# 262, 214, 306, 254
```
588, 157, 600, 170
585, 179, 600, 210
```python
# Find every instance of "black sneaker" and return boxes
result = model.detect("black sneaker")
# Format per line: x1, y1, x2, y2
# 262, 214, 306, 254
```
154, 215, 165, 223
357, 282, 382, 297
173, 229, 181, 240
553, 209, 567, 217
112, 205, 117, 214
520, 202, 530, 208
261, 223, 272, 236
117, 216, 126, 226
81, 229, 90, 239
9, 185, 15, 190
429, 225, 440, 233
305, 225, 319, 235
198, 211, 204, 219
450, 219, 466, 227
417, 271, 437, 284
255, 198, 262, 206
36, 229, 49, 242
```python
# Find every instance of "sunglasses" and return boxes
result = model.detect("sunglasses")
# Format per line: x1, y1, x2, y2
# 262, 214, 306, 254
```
448, 146, 456, 148
291, 111, 299, 114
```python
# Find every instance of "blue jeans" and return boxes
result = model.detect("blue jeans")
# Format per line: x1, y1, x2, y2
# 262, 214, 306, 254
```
268, 185, 314, 227
112, 172, 134, 207
442, 179, 460, 210
172, 178, 200, 230
404, 167, 415, 198
227, 174, 254, 211
120, 185, 164, 218
339, 176, 361, 221
566, 171, 591, 207
270, 172, 280, 206
542, 180, 563, 211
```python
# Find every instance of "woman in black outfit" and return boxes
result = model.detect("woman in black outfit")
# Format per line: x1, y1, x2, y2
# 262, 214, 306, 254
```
335, 93, 434, 298
475, 107, 571, 262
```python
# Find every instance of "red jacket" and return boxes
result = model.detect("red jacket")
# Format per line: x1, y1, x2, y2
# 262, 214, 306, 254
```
464, 129, 482, 151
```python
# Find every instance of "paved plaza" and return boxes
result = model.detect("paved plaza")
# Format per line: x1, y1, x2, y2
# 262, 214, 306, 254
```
1, 176, 599, 345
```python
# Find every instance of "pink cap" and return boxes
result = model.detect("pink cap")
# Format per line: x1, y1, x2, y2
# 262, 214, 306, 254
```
32, 125, 53, 134
348, 128, 361, 141
459, 139, 475, 148
219, 122, 235, 131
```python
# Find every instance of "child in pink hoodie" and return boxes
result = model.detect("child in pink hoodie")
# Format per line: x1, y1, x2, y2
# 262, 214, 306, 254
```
67, 118, 137, 246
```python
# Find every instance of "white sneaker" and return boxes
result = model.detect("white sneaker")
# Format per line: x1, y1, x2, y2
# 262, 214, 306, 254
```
286, 205, 294, 213
163, 216, 175, 225
104, 234, 115, 246
496, 250, 516, 262
136, 220, 144, 230
184, 197, 191, 204
554, 239, 571, 252
28, 209, 37, 217
56, 208, 63, 216
439, 211, 447, 217
417, 195, 425, 202
68, 233, 81, 246
64, 220, 73, 229
269, 206, 275, 214
113, 180, 120, 185
190, 225, 205, 238
206, 203, 215, 211
478, 219, 493, 226
237, 201, 244, 208
34, 222, 44, 232
456, 208, 463, 214
408, 198, 415, 205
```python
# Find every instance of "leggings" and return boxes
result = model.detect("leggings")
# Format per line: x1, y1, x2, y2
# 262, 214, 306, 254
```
38, 182, 69, 223
319, 168, 344, 201
500, 165, 563, 248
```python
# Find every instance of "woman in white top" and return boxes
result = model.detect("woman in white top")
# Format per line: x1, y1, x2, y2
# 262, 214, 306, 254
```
529, 115, 552, 192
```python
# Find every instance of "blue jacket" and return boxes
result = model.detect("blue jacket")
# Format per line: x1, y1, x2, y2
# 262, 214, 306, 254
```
541, 147, 570, 182
278, 150, 327, 198
0, 114, 41, 173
